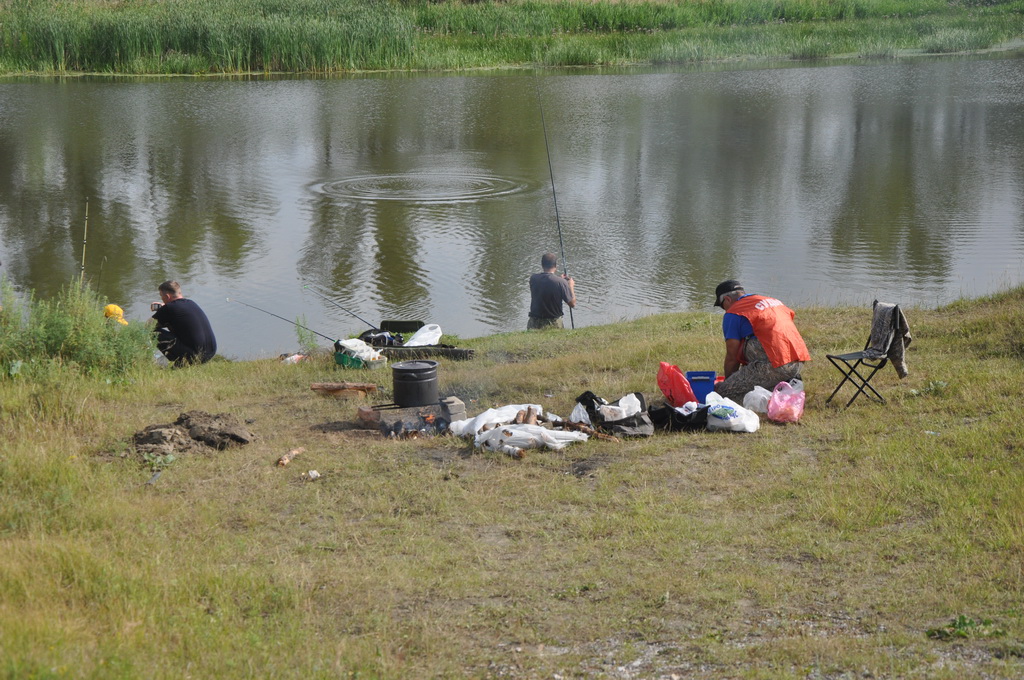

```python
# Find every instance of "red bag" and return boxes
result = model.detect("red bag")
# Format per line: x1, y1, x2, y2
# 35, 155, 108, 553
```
657, 362, 697, 407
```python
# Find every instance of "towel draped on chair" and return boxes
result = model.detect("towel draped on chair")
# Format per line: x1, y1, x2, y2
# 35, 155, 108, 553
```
863, 302, 912, 378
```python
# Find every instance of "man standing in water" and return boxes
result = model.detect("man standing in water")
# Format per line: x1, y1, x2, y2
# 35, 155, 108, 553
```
528, 253, 576, 330
713, 279, 810, 402
151, 280, 217, 366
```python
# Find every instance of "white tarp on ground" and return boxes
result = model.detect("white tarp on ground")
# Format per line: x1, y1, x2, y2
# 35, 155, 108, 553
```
475, 424, 588, 452
448, 404, 585, 452
449, 404, 546, 437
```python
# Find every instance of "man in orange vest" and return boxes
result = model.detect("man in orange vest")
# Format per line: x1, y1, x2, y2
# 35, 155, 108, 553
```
713, 279, 810, 402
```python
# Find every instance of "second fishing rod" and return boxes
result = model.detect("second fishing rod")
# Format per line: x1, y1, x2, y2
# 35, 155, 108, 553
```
302, 285, 378, 330
226, 298, 337, 344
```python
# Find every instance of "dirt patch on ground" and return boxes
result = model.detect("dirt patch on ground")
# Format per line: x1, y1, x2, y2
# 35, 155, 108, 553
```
133, 410, 255, 459
568, 455, 610, 478
312, 420, 372, 434
410, 445, 474, 467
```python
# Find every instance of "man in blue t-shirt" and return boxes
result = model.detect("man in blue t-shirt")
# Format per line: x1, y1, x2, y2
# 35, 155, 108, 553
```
151, 280, 217, 367
714, 279, 808, 402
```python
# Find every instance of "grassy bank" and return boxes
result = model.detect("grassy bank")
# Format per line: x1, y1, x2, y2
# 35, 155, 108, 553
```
0, 0, 1022, 75
1, 288, 1022, 677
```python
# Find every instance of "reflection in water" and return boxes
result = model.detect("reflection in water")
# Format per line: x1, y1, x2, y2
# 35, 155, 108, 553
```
0, 58, 1022, 358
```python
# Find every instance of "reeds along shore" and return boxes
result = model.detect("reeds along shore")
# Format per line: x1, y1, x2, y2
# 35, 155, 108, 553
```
0, 0, 1021, 75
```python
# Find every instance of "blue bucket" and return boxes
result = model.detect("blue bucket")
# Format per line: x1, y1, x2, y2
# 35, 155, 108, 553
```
685, 371, 717, 404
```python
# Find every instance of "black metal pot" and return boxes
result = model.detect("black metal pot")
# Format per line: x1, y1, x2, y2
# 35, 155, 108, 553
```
391, 360, 439, 407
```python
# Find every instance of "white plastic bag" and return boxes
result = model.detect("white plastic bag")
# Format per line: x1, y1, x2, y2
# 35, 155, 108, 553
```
674, 401, 700, 416
705, 392, 760, 433
597, 392, 642, 422
569, 402, 592, 426
336, 338, 380, 361
403, 324, 442, 347
617, 393, 643, 417
742, 385, 773, 414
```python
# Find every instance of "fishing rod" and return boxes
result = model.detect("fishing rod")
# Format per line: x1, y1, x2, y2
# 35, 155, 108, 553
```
302, 285, 377, 330
226, 297, 336, 343
79, 197, 89, 285
535, 81, 575, 329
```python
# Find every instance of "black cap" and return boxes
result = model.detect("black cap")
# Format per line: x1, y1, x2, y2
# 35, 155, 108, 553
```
714, 279, 743, 307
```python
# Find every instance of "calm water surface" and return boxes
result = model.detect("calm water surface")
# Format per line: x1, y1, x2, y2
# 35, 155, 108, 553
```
1, 57, 1022, 358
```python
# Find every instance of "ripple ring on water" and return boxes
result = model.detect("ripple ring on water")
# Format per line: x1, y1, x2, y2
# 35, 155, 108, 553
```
315, 173, 529, 204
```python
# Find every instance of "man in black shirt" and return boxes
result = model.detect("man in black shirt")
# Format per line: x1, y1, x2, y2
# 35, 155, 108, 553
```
528, 253, 576, 330
151, 280, 217, 366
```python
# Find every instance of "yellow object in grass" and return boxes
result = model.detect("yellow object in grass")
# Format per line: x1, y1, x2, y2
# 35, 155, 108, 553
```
104, 304, 128, 325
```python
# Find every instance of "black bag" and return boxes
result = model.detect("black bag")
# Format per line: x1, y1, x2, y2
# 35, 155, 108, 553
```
575, 391, 655, 437
357, 329, 404, 347
648, 402, 709, 432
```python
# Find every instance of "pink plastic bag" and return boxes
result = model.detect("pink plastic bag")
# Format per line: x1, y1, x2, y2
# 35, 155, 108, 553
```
767, 379, 805, 423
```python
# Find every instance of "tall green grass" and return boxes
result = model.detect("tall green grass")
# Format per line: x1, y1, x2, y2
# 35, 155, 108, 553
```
0, 0, 415, 73
409, 0, 960, 36
1, 0, 1021, 74
410, 12, 1021, 69
0, 278, 155, 380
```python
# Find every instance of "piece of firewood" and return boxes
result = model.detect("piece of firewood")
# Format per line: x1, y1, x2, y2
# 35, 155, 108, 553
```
560, 421, 621, 443
310, 382, 377, 399
276, 447, 306, 467
328, 388, 370, 399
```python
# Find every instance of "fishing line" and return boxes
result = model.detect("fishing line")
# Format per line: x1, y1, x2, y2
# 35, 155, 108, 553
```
302, 285, 377, 330
226, 297, 336, 343
95, 255, 108, 291
534, 80, 575, 329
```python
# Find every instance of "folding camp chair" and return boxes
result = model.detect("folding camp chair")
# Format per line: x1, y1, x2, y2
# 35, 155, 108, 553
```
825, 300, 907, 408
